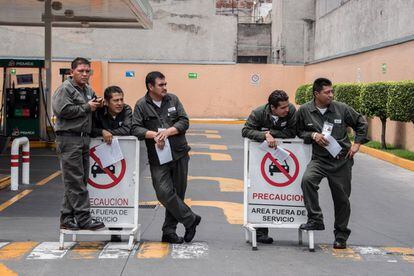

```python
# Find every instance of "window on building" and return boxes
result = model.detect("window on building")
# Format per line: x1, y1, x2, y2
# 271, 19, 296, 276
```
237, 56, 268, 64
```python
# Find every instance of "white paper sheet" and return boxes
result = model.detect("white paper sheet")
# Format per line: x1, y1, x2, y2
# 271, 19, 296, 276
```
94, 138, 124, 168
324, 134, 342, 158
259, 141, 290, 162
156, 129, 173, 165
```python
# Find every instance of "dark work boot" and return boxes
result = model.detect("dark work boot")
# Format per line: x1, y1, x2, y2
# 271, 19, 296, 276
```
80, 219, 105, 230
257, 235, 274, 244
60, 218, 80, 230
299, 221, 325, 231
162, 233, 184, 244
333, 238, 347, 249
184, 215, 201, 243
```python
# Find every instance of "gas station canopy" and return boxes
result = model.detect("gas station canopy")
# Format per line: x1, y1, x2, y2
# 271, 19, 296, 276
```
0, 0, 153, 29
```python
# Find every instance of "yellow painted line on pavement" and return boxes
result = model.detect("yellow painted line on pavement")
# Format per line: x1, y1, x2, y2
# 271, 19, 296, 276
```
0, 242, 38, 260
70, 242, 106, 259
137, 242, 169, 259
0, 190, 32, 212
0, 176, 11, 190
186, 133, 222, 139
138, 199, 243, 225
188, 176, 243, 192
383, 247, 414, 262
36, 171, 62, 186
320, 245, 362, 260
189, 151, 232, 161
0, 264, 17, 276
188, 143, 228, 151
188, 130, 219, 134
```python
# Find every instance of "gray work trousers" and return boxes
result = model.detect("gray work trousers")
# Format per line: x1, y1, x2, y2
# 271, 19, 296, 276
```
150, 155, 196, 235
301, 157, 354, 241
56, 135, 92, 226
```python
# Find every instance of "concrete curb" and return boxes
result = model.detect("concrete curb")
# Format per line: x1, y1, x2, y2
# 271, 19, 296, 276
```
360, 145, 414, 172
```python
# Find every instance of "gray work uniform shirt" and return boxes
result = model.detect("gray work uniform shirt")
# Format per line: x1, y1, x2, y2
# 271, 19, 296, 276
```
131, 93, 190, 166
52, 77, 96, 133
242, 103, 297, 141
297, 100, 369, 158
91, 104, 132, 137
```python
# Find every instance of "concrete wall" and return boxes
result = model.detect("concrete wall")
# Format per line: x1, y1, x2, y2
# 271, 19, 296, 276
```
305, 41, 414, 151
271, 0, 315, 64
0, 0, 237, 63
314, 0, 414, 60
237, 23, 271, 60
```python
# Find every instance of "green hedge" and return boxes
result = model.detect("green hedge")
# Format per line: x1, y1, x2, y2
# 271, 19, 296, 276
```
360, 82, 390, 120
333, 83, 362, 112
387, 81, 414, 122
295, 84, 313, 105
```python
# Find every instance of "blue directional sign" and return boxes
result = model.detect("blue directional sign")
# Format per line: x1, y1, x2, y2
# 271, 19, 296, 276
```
125, 71, 135, 77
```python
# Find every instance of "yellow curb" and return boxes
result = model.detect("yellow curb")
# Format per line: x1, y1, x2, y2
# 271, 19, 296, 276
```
190, 119, 246, 124
360, 145, 414, 171
0, 176, 11, 190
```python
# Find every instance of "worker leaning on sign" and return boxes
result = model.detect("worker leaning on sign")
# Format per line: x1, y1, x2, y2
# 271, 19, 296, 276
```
52, 57, 105, 231
131, 71, 201, 244
296, 78, 368, 249
242, 90, 297, 244
91, 85, 132, 242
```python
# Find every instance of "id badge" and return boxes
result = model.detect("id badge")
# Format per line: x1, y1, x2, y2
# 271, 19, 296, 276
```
322, 121, 333, 136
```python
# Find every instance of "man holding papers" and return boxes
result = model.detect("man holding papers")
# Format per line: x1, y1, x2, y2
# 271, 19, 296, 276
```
91, 85, 132, 242
131, 71, 201, 244
242, 90, 297, 244
296, 78, 368, 249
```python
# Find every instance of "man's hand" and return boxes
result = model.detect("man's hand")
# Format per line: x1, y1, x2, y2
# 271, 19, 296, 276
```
346, 143, 360, 159
156, 128, 171, 142
155, 138, 165, 150
313, 132, 329, 147
102, 129, 113, 144
88, 99, 100, 111
265, 132, 277, 148
145, 131, 158, 140
95, 97, 104, 108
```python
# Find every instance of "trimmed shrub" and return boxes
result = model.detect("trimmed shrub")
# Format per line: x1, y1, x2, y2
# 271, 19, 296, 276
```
333, 83, 363, 112
360, 82, 390, 149
295, 84, 313, 105
387, 81, 414, 123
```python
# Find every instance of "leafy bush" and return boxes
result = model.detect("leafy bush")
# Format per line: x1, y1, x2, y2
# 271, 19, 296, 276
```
295, 84, 313, 105
387, 81, 414, 123
333, 83, 363, 112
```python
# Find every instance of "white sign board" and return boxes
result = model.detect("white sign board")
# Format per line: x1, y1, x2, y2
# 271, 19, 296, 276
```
245, 138, 312, 228
87, 136, 139, 228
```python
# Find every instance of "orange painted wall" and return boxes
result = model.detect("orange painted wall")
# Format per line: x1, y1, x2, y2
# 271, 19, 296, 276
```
105, 63, 304, 118
305, 41, 414, 151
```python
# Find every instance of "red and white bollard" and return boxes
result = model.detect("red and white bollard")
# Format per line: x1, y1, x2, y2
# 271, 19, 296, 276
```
11, 137, 30, 191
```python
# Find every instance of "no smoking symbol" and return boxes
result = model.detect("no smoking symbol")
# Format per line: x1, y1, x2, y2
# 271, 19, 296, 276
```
260, 150, 300, 187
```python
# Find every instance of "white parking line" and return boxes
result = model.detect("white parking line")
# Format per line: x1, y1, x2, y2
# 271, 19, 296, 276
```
27, 242, 75, 260
171, 242, 208, 259
0, 242, 8, 249
99, 243, 137, 259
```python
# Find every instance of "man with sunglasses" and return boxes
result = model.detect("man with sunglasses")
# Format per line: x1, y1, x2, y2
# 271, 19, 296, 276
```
53, 57, 105, 231
296, 78, 368, 249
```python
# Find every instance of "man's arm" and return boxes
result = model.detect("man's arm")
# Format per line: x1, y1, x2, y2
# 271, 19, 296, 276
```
131, 103, 156, 140
109, 105, 133, 136
345, 106, 369, 158
156, 97, 188, 141
241, 111, 266, 142
52, 87, 91, 119
296, 107, 314, 144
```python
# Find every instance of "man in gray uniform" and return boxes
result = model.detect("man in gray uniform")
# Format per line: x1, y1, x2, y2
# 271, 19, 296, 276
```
297, 78, 368, 249
92, 85, 132, 242
131, 71, 201, 244
242, 90, 296, 244
53, 57, 105, 230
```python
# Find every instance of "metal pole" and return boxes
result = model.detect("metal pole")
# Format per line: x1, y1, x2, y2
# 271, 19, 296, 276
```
44, 0, 52, 140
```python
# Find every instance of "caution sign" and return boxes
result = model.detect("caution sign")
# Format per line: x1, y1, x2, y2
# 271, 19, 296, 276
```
87, 147, 127, 189
87, 137, 139, 228
260, 150, 300, 187
245, 139, 312, 227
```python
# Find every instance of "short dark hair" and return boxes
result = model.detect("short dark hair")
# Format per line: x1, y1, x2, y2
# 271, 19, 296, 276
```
104, 86, 124, 101
71, 57, 90, 70
268, 90, 289, 108
313, 78, 332, 96
145, 71, 165, 90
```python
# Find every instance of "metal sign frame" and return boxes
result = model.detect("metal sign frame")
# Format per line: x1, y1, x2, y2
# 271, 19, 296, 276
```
243, 138, 315, 251
59, 136, 140, 251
